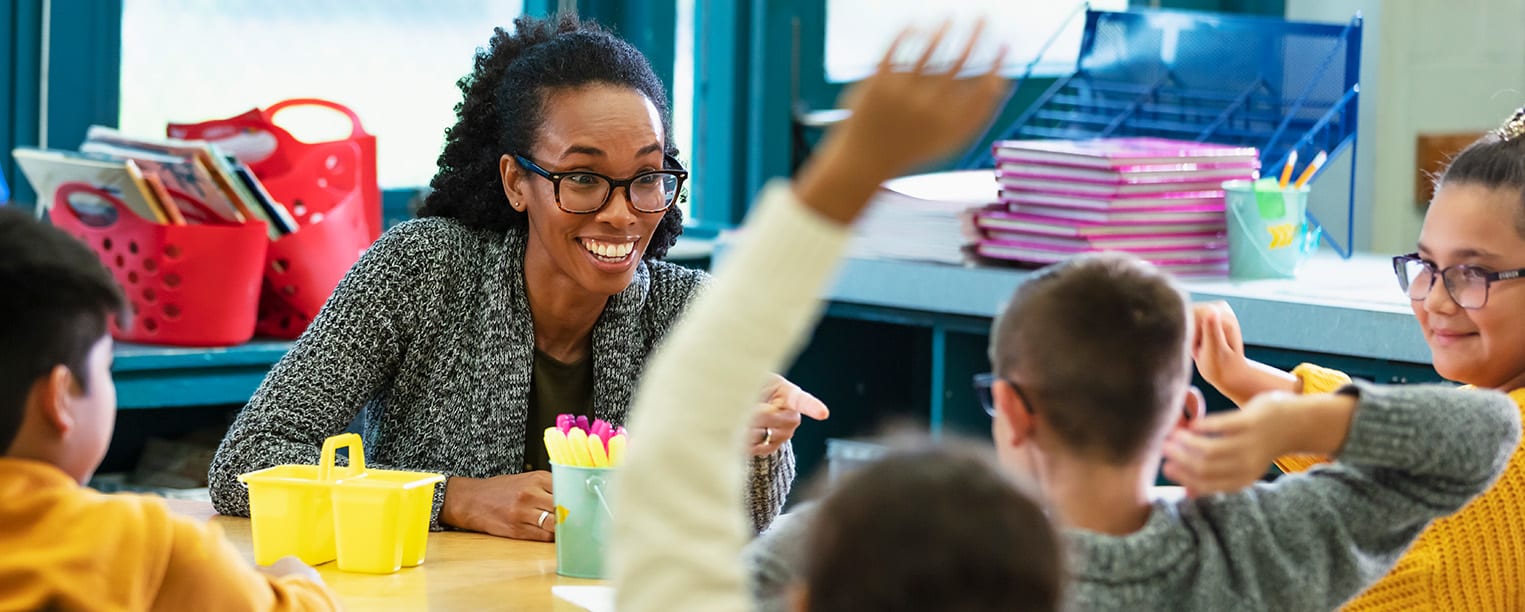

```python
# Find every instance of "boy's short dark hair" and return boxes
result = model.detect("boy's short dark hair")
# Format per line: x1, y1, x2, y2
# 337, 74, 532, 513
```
0, 208, 125, 452
803, 434, 1064, 612
989, 252, 1191, 464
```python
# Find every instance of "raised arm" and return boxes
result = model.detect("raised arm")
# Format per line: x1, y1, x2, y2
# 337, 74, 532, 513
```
611, 22, 1012, 612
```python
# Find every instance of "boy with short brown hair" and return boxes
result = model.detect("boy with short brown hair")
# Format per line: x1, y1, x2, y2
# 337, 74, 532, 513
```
0, 208, 338, 610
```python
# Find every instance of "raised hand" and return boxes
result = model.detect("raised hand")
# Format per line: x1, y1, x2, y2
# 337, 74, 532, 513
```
795, 19, 1012, 224
1192, 301, 1300, 406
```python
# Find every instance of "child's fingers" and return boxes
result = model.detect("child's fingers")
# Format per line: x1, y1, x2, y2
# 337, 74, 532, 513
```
1209, 302, 1244, 349
1190, 309, 1209, 353
877, 26, 916, 73
1160, 459, 1195, 489
1162, 433, 1208, 475
984, 43, 1010, 79
913, 20, 953, 73
944, 18, 987, 78
1208, 311, 1234, 354
1225, 310, 1244, 349
1189, 410, 1251, 437
1164, 449, 1240, 496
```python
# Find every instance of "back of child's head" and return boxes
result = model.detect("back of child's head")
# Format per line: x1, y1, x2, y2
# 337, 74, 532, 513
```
1436, 106, 1525, 234
989, 252, 1191, 464
0, 208, 124, 453
801, 434, 1063, 612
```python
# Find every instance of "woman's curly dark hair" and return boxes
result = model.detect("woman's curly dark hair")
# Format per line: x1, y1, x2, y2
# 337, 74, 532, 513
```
419, 13, 684, 259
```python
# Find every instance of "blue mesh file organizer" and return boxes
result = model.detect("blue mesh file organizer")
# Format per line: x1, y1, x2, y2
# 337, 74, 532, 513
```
963, 8, 1363, 257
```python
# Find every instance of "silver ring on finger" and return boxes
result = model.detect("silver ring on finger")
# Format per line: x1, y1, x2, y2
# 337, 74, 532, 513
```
762, 428, 773, 446
537, 510, 551, 529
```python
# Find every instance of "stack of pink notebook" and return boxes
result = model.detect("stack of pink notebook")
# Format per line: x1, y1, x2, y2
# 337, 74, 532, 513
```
973, 137, 1260, 277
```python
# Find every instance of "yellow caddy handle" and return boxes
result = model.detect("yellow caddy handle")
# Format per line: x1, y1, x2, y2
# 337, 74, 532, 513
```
319, 433, 367, 481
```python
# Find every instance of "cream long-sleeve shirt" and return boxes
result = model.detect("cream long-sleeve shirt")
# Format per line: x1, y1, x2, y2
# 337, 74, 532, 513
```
612, 181, 850, 612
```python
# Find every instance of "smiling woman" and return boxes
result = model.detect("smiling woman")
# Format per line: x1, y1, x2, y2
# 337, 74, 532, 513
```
206, 14, 824, 542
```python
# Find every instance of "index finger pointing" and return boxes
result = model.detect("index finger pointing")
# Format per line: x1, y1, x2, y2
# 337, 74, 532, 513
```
795, 391, 830, 420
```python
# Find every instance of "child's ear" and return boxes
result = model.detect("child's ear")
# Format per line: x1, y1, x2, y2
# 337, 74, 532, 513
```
992, 379, 1037, 446
1177, 385, 1206, 430
30, 365, 78, 436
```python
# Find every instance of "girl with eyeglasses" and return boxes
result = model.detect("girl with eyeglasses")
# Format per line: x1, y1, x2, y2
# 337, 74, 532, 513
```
1193, 105, 1525, 610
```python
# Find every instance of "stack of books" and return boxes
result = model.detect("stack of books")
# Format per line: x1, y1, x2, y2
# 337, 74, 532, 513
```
13, 126, 297, 240
972, 137, 1260, 277
850, 169, 996, 265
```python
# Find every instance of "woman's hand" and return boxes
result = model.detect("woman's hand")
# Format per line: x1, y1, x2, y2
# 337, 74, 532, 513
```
749, 374, 830, 456
440, 472, 556, 541
1192, 301, 1300, 405
794, 20, 1012, 224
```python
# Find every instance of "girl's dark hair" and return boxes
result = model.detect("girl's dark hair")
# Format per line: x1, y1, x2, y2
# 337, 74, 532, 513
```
419, 14, 683, 259
803, 432, 1064, 612
1436, 106, 1525, 237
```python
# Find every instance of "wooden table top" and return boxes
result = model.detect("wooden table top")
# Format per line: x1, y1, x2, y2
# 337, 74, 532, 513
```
165, 500, 601, 611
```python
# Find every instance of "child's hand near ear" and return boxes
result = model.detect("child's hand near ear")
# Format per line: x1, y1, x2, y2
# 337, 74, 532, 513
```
1192, 302, 1300, 406
1161, 391, 1357, 497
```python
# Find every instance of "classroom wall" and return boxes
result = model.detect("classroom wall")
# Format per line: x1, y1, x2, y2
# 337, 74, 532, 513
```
1288, 0, 1525, 254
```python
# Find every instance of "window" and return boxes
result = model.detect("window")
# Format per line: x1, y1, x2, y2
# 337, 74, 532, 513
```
671, 0, 696, 219
119, 0, 522, 189
824, 0, 1128, 83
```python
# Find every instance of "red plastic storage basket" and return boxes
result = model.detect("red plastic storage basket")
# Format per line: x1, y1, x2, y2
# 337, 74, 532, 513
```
46, 183, 268, 347
253, 140, 374, 339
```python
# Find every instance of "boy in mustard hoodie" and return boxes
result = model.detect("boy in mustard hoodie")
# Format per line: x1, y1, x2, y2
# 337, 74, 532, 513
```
0, 208, 339, 610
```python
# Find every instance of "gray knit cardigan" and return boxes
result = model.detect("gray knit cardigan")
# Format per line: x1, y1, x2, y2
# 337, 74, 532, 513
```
207, 218, 795, 532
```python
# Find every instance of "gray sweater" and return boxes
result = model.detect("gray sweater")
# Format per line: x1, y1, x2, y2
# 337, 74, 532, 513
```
207, 218, 794, 532
745, 381, 1519, 611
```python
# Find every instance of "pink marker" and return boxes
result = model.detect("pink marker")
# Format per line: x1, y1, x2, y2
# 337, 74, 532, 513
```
557, 414, 574, 434
592, 420, 614, 446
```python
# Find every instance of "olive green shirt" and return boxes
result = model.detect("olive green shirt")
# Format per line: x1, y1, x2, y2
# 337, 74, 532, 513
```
525, 349, 594, 471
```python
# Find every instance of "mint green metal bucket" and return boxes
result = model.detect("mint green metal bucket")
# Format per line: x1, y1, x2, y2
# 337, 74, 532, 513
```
552, 463, 616, 579
1224, 179, 1320, 279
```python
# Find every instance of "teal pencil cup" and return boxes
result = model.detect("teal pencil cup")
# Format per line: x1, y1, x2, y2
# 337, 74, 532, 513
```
1223, 179, 1320, 279
552, 463, 616, 579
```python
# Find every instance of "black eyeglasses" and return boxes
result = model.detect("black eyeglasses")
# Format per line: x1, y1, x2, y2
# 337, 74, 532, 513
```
973, 372, 1037, 418
1393, 253, 1525, 310
514, 154, 688, 215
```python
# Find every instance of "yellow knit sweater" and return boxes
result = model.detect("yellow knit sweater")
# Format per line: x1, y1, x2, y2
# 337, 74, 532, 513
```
1278, 364, 1525, 611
